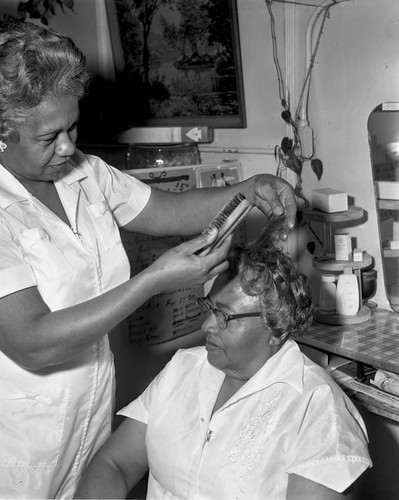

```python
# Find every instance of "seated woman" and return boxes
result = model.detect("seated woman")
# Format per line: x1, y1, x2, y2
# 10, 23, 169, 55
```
75, 217, 372, 500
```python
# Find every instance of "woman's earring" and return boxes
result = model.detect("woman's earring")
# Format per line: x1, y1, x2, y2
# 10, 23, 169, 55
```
0, 140, 7, 153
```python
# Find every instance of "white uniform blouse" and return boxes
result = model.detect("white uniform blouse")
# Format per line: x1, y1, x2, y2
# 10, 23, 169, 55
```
0, 151, 151, 499
119, 341, 372, 500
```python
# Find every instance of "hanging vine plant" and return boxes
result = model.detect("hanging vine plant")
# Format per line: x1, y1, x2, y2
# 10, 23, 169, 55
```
275, 99, 324, 204
265, 0, 327, 207
264, 0, 336, 254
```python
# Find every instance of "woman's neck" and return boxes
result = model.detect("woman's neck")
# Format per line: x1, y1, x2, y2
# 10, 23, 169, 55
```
19, 178, 70, 226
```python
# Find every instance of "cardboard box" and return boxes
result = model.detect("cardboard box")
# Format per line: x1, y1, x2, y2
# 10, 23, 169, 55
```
311, 188, 348, 213
334, 234, 352, 260
353, 249, 363, 262
375, 181, 399, 200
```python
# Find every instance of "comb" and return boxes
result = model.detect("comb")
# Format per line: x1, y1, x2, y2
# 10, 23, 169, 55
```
199, 192, 252, 256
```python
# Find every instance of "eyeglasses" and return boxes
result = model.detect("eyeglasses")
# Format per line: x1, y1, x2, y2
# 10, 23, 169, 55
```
196, 296, 262, 330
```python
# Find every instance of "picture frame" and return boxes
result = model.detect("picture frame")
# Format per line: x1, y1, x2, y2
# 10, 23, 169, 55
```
105, 0, 247, 128
195, 163, 242, 188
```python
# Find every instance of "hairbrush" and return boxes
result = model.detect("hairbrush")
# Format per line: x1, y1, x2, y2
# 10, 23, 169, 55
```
199, 192, 252, 256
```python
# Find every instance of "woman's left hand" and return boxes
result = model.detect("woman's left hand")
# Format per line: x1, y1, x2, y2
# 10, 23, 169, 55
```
245, 174, 297, 240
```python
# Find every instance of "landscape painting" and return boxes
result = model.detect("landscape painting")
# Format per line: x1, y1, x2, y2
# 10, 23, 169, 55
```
106, 0, 247, 128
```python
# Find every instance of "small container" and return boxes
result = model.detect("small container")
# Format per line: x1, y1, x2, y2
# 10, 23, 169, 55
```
336, 267, 360, 316
319, 274, 337, 314
361, 269, 377, 303
352, 248, 363, 262
334, 233, 352, 261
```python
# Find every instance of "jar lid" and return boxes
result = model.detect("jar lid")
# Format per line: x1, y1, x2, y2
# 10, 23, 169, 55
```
321, 274, 335, 282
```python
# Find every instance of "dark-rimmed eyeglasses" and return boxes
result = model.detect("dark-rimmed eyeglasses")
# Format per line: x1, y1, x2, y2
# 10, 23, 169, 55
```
196, 296, 262, 330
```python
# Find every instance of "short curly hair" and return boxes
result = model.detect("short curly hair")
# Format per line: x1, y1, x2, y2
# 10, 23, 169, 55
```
227, 216, 314, 340
0, 21, 90, 141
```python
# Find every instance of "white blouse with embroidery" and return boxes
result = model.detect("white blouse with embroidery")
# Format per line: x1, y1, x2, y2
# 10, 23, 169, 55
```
119, 341, 372, 500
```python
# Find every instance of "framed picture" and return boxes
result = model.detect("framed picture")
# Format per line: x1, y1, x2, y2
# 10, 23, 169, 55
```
196, 163, 242, 188
105, 0, 247, 128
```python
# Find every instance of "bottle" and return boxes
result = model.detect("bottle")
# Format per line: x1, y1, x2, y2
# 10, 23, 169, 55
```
336, 267, 360, 316
319, 274, 337, 314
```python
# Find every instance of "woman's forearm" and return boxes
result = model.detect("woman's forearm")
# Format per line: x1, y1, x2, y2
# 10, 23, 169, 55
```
75, 419, 148, 499
73, 456, 130, 499
125, 173, 295, 239
0, 265, 160, 369
123, 176, 259, 236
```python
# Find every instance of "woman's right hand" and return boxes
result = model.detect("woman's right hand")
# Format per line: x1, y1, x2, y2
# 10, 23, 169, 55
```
146, 228, 232, 294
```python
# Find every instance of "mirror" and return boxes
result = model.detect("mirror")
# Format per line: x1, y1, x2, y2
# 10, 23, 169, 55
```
368, 103, 399, 312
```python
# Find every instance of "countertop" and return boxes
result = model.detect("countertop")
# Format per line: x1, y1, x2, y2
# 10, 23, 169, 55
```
298, 308, 399, 375
298, 308, 399, 421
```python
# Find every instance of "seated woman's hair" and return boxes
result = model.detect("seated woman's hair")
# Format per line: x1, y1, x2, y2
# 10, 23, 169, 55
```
0, 21, 90, 140
227, 216, 313, 339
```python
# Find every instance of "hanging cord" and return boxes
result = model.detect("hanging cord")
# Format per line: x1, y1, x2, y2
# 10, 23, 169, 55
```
265, 0, 288, 107
265, 0, 331, 123
295, 6, 330, 121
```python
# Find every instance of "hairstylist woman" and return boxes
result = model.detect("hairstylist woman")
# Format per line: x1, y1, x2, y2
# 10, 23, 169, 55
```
0, 21, 296, 498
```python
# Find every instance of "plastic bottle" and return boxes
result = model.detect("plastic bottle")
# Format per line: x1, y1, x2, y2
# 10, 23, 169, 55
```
336, 267, 360, 316
319, 274, 337, 314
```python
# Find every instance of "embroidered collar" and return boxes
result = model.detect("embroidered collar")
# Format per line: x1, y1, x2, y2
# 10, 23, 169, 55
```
198, 340, 306, 414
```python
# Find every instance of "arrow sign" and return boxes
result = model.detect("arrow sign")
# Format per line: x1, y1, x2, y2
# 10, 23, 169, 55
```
185, 127, 202, 142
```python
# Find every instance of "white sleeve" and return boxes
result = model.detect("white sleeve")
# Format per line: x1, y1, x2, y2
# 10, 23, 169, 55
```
0, 220, 37, 298
286, 384, 372, 492
74, 151, 152, 228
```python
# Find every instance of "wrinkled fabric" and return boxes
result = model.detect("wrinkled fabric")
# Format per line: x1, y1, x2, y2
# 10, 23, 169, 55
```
119, 341, 372, 500
0, 151, 151, 498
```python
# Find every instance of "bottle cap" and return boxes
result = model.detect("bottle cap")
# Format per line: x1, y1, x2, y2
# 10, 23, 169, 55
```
321, 274, 335, 282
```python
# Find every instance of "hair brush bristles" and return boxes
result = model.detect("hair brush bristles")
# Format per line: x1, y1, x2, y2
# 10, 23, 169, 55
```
207, 193, 247, 230
199, 193, 252, 256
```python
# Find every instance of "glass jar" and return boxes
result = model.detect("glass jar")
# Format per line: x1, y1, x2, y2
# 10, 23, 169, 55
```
319, 274, 337, 314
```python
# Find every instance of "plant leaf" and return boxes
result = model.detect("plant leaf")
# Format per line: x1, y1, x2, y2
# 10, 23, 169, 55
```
281, 137, 293, 154
281, 110, 291, 124
307, 241, 316, 255
287, 156, 302, 176
311, 158, 323, 180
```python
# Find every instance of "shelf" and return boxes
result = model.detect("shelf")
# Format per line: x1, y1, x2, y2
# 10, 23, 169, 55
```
303, 206, 365, 224
315, 304, 371, 325
304, 205, 373, 326
383, 248, 399, 258
313, 253, 373, 272
378, 199, 399, 210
